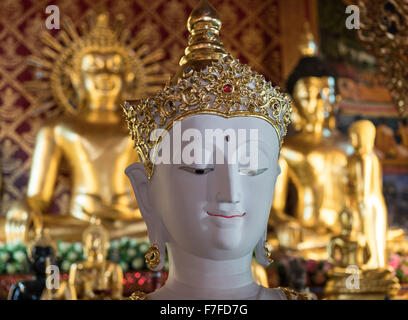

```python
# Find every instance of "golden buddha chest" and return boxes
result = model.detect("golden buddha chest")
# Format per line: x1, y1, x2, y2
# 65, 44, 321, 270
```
281, 139, 348, 230
52, 116, 139, 220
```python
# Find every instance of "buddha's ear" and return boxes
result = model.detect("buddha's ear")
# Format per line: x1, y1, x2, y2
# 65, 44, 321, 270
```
125, 162, 167, 271
125, 163, 153, 219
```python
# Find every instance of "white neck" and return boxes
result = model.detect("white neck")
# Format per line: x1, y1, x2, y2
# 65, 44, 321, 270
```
150, 242, 261, 300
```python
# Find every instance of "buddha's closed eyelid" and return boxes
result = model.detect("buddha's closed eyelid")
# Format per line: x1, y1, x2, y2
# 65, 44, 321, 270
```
179, 166, 214, 175
238, 168, 268, 176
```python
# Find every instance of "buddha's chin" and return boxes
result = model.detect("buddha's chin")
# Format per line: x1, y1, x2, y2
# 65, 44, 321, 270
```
210, 225, 243, 251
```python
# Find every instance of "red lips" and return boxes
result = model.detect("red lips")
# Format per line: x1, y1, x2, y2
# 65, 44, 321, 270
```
206, 211, 247, 219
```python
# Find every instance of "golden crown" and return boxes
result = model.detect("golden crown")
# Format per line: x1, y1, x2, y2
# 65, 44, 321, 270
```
122, 0, 292, 179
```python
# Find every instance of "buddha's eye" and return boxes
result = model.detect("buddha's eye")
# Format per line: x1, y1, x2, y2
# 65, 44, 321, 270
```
179, 166, 214, 175
238, 168, 268, 176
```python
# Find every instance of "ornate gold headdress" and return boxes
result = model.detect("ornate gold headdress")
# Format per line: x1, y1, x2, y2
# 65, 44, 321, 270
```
123, 0, 292, 179
26, 11, 168, 115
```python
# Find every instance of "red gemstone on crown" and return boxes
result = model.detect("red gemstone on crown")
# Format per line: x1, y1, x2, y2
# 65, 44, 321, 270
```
223, 84, 233, 93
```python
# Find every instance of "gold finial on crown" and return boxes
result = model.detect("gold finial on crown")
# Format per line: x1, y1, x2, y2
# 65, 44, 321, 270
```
123, 1, 292, 179
179, 0, 227, 67
299, 22, 318, 57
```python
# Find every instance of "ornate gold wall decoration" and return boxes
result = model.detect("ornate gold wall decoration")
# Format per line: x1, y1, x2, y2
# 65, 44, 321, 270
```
357, 0, 408, 118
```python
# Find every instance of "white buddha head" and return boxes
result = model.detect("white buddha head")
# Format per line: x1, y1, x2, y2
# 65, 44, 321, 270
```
125, 113, 282, 269
122, 0, 291, 271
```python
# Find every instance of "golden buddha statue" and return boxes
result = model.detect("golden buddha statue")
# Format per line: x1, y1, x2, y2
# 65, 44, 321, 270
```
269, 26, 350, 259
327, 206, 370, 269
324, 205, 399, 299
68, 217, 123, 300
347, 120, 388, 269
325, 120, 400, 299
1, 12, 167, 243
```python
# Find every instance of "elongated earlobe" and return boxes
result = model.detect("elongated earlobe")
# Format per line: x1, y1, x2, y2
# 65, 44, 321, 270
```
125, 163, 167, 270
125, 163, 151, 215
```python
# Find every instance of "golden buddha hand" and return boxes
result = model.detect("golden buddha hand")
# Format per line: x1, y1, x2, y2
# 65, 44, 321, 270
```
83, 281, 97, 300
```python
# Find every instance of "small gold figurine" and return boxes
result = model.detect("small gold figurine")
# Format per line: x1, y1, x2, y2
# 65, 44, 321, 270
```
327, 207, 370, 269
68, 217, 123, 300
324, 220, 400, 300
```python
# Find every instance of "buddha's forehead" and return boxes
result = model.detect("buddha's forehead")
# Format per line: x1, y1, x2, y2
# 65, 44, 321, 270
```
167, 114, 279, 148
81, 51, 126, 70
154, 115, 281, 169
82, 50, 124, 60
147, 114, 280, 177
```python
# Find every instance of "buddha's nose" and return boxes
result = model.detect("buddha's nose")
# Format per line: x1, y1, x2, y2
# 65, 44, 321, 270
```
215, 163, 241, 204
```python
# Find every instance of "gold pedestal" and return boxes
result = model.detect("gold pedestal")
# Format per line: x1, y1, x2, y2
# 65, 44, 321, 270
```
324, 267, 400, 300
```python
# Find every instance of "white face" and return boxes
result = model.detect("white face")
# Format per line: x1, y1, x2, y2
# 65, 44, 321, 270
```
129, 114, 281, 261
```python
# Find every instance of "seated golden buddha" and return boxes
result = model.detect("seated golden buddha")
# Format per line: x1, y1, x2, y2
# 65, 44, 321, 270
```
1, 13, 167, 243
268, 30, 350, 259
324, 206, 399, 300
327, 206, 370, 269
68, 217, 123, 300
